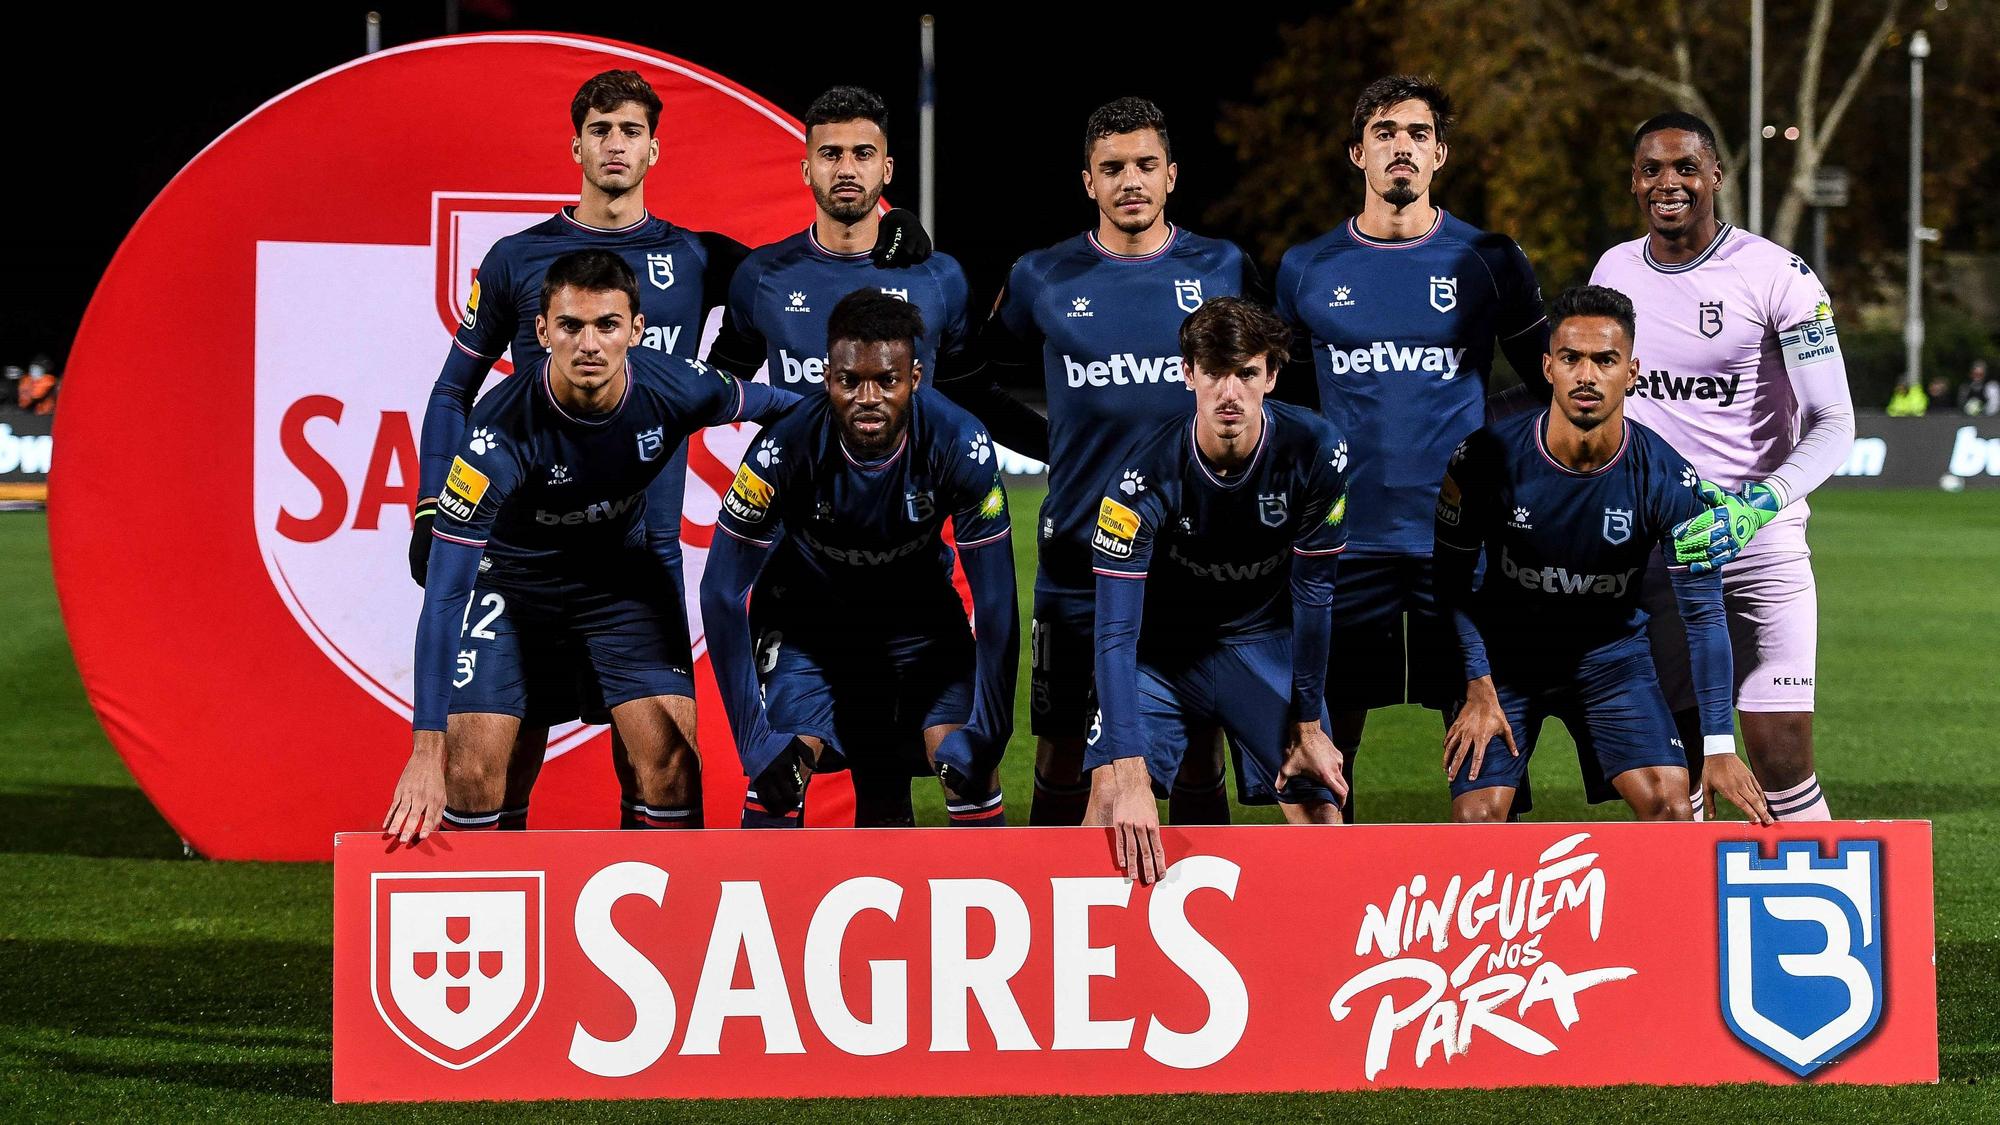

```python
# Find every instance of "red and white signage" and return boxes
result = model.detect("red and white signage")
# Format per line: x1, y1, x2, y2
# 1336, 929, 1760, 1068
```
52, 34, 853, 860
333, 822, 1937, 1101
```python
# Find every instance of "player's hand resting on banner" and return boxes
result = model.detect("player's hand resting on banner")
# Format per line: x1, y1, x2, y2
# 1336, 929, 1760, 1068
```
1086, 757, 1166, 885
407, 505, 436, 586
870, 208, 932, 268
1444, 677, 1518, 782
1278, 721, 1350, 803
1705, 752, 1775, 826
384, 730, 447, 844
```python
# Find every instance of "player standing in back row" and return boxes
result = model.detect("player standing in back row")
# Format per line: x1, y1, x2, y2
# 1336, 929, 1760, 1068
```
962, 97, 1263, 827
1592, 112, 1855, 822
1274, 76, 1550, 819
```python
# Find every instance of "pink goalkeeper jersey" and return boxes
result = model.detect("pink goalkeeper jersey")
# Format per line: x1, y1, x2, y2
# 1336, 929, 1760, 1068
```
1590, 225, 1840, 554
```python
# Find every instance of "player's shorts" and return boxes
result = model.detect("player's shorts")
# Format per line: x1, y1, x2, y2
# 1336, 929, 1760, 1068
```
1084, 635, 1339, 807
1449, 639, 1688, 813
756, 622, 974, 777
1328, 554, 1459, 713
1030, 577, 1097, 741
1643, 547, 1818, 714
449, 559, 694, 722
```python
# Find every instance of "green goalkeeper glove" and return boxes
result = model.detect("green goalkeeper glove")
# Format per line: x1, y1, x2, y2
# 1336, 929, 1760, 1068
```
1671, 480, 1784, 575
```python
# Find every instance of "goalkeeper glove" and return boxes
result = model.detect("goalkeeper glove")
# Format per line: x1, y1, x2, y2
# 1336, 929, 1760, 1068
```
408, 504, 436, 586
871, 208, 932, 268
1671, 480, 1783, 575
752, 738, 812, 816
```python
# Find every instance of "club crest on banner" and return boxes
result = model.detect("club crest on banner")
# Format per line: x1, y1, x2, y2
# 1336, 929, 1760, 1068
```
372, 871, 545, 1069
1716, 841, 1885, 1077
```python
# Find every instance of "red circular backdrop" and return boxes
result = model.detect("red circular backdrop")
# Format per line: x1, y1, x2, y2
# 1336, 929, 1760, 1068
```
52, 33, 854, 859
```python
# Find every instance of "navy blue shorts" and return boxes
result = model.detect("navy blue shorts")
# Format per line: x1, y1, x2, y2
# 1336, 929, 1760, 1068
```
1448, 642, 1688, 811
1029, 578, 1097, 741
1329, 554, 1458, 712
1086, 635, 1339, 807
449, 559, 694, 722
756, 622, 974, 777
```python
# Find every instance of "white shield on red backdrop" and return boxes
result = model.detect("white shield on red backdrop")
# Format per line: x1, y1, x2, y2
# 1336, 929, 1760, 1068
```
372, 870, 544, 1069
52, 33, 855, 859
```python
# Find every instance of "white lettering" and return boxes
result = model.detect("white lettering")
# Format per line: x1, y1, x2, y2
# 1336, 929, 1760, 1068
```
928, 879, 1040, 1052
1050, 877, 1134, 1051
803, 877, 908, 1057
569, 862, 676, 1078
1142, 856, 1250, 1070
681, 882, 805, 1056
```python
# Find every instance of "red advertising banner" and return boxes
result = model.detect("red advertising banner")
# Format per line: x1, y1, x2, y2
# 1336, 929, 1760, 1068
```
51, 34, 854, 859
332, 822, 1936, 1101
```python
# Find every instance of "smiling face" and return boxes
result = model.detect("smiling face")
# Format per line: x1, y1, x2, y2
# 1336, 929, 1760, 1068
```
1350, 98, 1446, 208
573, 101, 658, 194
537, 285, 641, 395
1632, 128, 1721, 239
804, 118, 891, 224
827, 337, 920, 457
1543, 315, 1637, 433
1083, 127, 1176, 236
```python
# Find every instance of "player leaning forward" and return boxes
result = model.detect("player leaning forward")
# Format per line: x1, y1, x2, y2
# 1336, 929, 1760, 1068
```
1594, 112, 1854, 822
384, 251, 796, 841
1434, 286, 1743, 822
1087, 298, 1353, 884
701, 290, 1018, 827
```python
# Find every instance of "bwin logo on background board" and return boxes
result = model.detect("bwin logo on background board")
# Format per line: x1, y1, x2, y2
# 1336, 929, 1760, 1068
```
1716, 841, 1885, 1077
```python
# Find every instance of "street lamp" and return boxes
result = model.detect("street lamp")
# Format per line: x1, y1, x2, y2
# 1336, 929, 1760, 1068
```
1905, 30, 1931, 390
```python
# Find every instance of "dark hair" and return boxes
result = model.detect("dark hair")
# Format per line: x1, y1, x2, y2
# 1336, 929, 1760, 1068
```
805, 86, 888, 137
1350, 75, 1454, 146
1179, 297, 1291, 373
1547, 285, 1637, 349
1631, 111, 1719, 159
571, 70, 662, 133
539, 250, 642, 318
1083, 97, 1171, 165
827, 289, 926, 351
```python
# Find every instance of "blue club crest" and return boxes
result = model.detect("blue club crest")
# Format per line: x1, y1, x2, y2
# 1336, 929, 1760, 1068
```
1716, 840, 1885, 1077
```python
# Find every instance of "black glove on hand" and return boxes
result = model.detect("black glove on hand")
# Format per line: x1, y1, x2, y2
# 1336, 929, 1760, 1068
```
754, 738, 812, 816
408, 506, 436, 586
871, 208, 933, 268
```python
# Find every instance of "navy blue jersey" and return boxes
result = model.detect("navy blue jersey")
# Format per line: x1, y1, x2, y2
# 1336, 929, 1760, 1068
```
721, 228, 971, 390
712, 391, 1011, 630
1091, 402, 1350, 645
424, 208, 748, 500
991, 227, 1259, 590
1275, 211, 1547, 556
433, 350, 784, 573
1433, 411, 1707, 663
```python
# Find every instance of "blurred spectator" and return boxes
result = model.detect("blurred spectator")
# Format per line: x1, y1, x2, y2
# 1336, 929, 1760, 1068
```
1958, 360, 1999, 417
18, 356, 57, 415
1926, 374, 1952, 410
2, 365, 20, 413
1886, 378, 1928, 417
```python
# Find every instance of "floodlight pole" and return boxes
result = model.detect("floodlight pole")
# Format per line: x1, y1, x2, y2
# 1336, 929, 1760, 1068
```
920, 16, 937, 242
366, 11, 381, 54
1905, 30, 1929, 389
1748, 0, 1764, 233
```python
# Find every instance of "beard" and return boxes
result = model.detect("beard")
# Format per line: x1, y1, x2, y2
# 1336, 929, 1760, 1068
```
1382, 178, 1418, 208
814, 180, 881, 223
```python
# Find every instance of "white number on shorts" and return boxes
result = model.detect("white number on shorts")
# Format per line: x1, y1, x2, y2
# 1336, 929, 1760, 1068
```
756, 630, 784, 675
454, 649, 477, 688
463, 592, 506, 640
1086, 708, 1103, 747
1030, 620, 1050, 672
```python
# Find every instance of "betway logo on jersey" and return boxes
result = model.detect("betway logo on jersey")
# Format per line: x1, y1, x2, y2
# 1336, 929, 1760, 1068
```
777, 349, 824, 384
1497, 546, 1636, 596
1063, 353, 1183, 388
1323, 342, 1467, 380
1633, 369, 1744, 406
1166, 544, 1284, 582
799, 527, 929, 566
532, 490, 645, 527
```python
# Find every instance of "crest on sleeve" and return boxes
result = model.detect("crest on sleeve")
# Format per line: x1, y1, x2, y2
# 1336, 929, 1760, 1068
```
723, 463, 775, 524
1093, 497, 1141, 560
440, 457, 490, 523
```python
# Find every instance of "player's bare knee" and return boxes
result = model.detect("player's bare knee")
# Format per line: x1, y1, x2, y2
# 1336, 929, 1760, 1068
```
1637, 790, 1693, 821
1452, 794, 1510, 823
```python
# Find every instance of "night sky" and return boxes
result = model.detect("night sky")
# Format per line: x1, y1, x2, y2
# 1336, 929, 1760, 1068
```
0, 2, 1335, 367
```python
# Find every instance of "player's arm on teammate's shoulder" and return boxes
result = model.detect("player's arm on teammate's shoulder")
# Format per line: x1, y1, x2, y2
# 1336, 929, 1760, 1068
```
1489, 237, 1554, 411
1086, 469, 1166, 883
1265, 248, 1322, 412
933, 453, 1019, 791
703, 252, 770, 381
411, 249, 513, 585
932, 262, 1052, 461
1432, 434, 1516, 780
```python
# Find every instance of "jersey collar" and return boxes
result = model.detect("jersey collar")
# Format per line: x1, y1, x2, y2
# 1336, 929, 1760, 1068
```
837, 429, 909, 471
559, 206, 652, 236
807, 225, 874, 261
1187, 405, 1269, 489
1087, 223, 1178, 262
1345, 209, 1444, 250
540, 355, 632, 425
1643, 223, 1732, 273
1533, 410, 1629, 476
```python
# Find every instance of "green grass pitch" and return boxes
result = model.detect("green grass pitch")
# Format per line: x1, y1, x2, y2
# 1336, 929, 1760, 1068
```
1, 491, 1995, 1121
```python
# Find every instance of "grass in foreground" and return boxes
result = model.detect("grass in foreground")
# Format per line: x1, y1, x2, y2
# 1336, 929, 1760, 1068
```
1, 491, 1996, 1121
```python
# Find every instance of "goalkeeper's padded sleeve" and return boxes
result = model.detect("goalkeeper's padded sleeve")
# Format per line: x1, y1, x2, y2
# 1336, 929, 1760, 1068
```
418, 342, 499, 502
1763, 336, 1856, 508
1091, 568, 1147, 765
954, 534, 1020, 775
1667, 563, 1737, 754
412, 535, 483, 732
697, 526, 795, 779
1288, 552, 1340, 723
